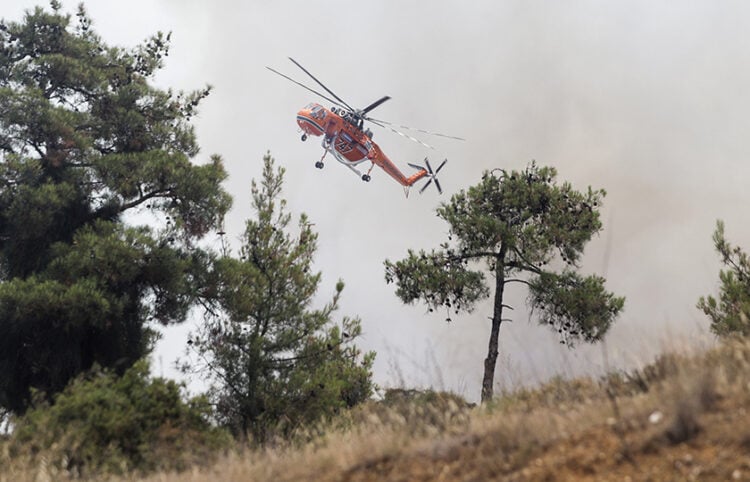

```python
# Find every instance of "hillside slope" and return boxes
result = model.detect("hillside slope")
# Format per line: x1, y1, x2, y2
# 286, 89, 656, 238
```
5, 341, 750, 481
134, 341, 750, 482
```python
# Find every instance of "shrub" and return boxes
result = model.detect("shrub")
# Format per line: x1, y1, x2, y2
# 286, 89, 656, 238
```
8, 360, 230, 476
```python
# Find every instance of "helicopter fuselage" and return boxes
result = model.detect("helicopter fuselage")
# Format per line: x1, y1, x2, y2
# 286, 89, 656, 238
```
296, 103, 375, 165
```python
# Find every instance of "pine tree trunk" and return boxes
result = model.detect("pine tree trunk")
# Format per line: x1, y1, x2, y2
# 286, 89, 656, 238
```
481, 249, 506, 403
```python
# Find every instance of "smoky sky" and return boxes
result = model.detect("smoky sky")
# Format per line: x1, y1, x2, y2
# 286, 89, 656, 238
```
5, 0, 750, 400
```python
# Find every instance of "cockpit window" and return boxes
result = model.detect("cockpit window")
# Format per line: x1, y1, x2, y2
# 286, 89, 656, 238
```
310, 105, 326, 119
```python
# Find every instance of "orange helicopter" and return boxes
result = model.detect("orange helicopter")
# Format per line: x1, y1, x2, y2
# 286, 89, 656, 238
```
267, 58, 463, 195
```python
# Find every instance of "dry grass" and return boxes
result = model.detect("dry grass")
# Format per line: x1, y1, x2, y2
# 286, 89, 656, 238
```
4, 340, 750, 481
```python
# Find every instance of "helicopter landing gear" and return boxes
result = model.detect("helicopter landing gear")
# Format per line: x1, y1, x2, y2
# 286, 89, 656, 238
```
301, 134, 308, 141
315, 149, 329, 169
361, 162, 374, 182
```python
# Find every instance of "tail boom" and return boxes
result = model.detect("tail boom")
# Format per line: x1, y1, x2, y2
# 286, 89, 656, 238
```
404, 168, 429, 187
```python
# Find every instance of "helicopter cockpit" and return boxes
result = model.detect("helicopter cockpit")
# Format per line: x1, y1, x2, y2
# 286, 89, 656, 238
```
305, 103, 327, 120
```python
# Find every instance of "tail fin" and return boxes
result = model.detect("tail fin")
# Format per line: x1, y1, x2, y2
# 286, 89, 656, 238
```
408, 158, 447, 195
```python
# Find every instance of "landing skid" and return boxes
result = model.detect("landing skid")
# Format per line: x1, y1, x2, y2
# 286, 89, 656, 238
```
344, 162, 363, 178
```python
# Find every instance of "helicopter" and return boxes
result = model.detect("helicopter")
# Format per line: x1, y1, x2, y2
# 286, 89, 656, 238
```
266, 58, 464, 195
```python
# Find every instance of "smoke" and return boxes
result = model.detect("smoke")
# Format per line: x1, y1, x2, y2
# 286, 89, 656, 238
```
7, 0, 750, 400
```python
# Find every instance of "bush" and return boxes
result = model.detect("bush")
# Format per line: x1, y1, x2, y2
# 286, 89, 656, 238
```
8, 360, 230, 476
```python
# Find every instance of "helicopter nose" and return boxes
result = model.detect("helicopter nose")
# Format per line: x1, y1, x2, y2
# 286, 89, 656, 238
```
296, 108, 324, 136
296, 109, 310, 129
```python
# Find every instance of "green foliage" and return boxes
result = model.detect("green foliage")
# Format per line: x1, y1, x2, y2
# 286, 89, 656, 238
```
8, 360, 230, 476
529, 270, 624, 345
385, 162, 623, 401
186, 153, 374, 443
385, 162, 622, 340
698, 220, 750, 336
385, 248, 488, 317
386, 164, 613, 318
439, 164, 603, 264
0, 4, 231, 412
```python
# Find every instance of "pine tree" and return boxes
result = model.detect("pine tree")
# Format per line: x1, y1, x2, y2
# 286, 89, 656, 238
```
698, 220, 750, 336
385, 163, 624, 402
0, 3, 231, 412
186, 153, 373, 442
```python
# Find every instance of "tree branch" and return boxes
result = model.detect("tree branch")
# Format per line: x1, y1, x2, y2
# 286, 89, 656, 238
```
504, 278, 533, 287
117, 187, 173, 212
269, 338, 352, 366
186, 342, 246, 401
445, 250, 499, 263
507, 246, 543, 274
28, 141, 46, 160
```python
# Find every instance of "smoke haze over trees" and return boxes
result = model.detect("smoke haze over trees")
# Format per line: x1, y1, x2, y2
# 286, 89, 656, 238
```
3, 0, 750, 404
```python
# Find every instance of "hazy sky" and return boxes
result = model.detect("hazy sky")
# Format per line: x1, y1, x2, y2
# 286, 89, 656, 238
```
5, 1, 749, 400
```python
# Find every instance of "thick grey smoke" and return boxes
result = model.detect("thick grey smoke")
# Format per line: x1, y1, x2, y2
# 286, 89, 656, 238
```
6, 1, 749, 400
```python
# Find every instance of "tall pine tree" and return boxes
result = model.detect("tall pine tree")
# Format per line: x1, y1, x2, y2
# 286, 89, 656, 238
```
0, 3, 231, 412
385, 163, 624, 402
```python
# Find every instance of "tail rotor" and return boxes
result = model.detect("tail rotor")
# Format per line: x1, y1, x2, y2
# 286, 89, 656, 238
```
409, 158, 447, 195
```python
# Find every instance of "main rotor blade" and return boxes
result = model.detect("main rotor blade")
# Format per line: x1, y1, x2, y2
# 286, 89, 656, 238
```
288, 57, 354, 112
266, 67, 346, 109
367, 117, 466, 141
368, 118, 435, 150
361, 95, 391, 115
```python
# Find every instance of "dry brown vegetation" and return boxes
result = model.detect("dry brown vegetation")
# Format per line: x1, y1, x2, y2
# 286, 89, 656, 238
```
4, 340, 750, 482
